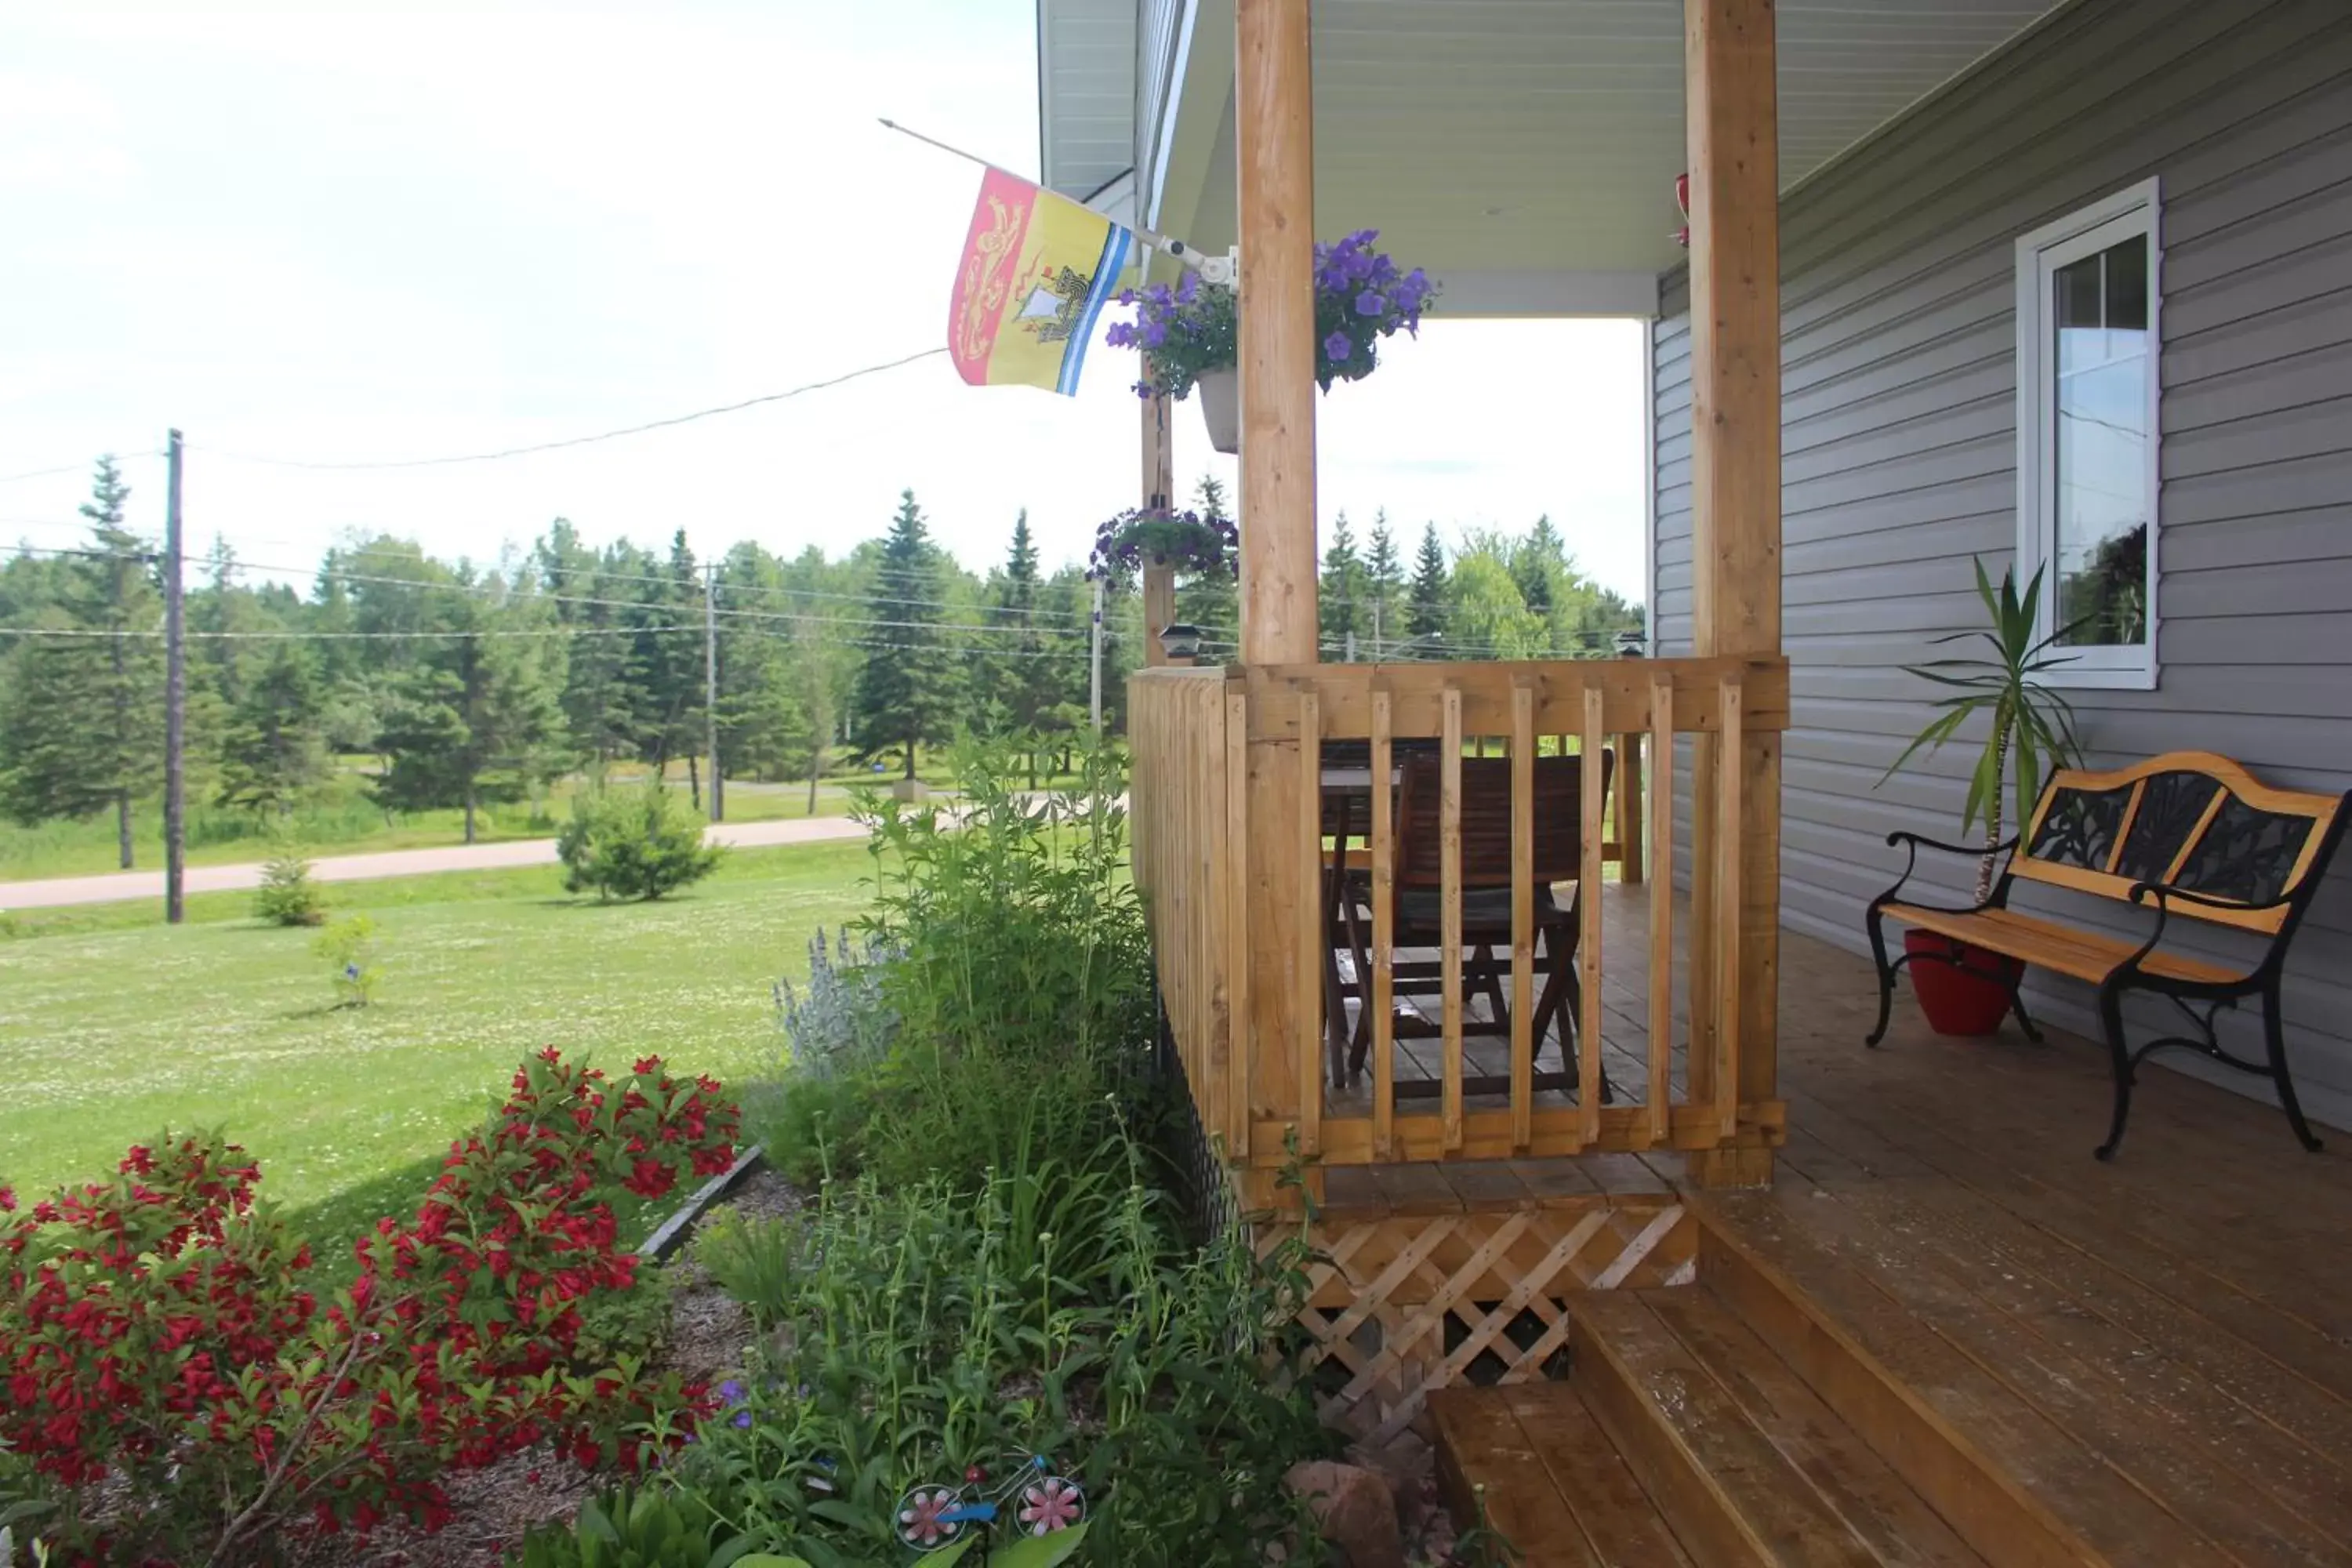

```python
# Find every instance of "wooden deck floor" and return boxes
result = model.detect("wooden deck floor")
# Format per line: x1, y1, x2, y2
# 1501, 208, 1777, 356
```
1412, 884, 2352, 1566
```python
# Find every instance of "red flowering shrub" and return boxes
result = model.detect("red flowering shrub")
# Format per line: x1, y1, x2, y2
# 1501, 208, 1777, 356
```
0, 1050, 738, 1566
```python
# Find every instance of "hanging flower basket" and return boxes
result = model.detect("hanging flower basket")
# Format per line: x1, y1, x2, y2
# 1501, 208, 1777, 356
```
1104, 231, 1436, 444
1085, 506, 1239, 588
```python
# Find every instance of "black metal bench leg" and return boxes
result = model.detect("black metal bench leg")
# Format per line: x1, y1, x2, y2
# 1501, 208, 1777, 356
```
2094, 980, 2135, 1162
1864, 898, 1897, 1048
2263, 975, 2325, 1153
2006, 979, 2047, 1046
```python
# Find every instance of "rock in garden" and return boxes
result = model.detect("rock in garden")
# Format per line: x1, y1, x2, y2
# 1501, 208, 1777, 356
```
1283, 1460, 1405, 1568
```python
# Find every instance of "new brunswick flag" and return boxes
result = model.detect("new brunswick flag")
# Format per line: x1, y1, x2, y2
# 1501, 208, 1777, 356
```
949, 167, 1134, 395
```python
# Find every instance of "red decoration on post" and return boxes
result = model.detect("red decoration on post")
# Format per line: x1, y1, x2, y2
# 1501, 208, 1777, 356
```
1674, 172, 1690, 249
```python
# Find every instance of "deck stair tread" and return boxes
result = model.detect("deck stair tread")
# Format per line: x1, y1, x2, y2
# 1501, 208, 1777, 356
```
1700, 1189, 2336, 1568
1430, 1381, 1694, 1568
1632, 1287, 1991, 1567
1569, 1290, 1942, 1568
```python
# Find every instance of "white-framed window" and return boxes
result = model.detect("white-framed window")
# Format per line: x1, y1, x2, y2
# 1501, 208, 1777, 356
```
2015, 178, 2161, 690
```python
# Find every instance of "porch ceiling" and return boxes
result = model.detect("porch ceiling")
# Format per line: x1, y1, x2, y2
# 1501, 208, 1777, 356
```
1045, 0, 2063, 299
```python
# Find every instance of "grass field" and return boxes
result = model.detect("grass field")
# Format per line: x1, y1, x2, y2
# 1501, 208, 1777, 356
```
0, 839, 877, 1266
0, 757, 980, 883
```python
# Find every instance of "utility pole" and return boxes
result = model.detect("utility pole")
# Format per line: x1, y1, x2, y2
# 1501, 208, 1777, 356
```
162, 429, 187, 924
704, 561, 723, 822
1372, 599, 1382, 661
1345, 629, 1356, 663
1088, 576, 1105, 732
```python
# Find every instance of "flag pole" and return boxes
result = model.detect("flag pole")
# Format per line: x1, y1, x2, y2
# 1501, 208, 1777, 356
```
879, 118, 1235, 283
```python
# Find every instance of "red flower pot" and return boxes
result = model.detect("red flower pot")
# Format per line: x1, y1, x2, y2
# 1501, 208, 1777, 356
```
1904, 929, 2024, 1036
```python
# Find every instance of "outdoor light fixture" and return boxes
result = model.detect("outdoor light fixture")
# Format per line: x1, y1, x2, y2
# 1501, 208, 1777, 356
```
1158, 622, 1203, 662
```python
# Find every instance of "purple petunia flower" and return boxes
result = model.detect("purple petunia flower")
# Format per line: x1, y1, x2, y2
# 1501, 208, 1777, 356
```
1116, 288, 1135, 307
733, 1410, 753, 1428
1356, 290, 1385, 318
1324, 330, 1353, 362
719, 1380, 746, 1403
1175, 270, 1201, 303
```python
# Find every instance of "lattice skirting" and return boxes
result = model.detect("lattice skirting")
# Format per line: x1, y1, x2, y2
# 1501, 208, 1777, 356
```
1264, 1200, 1696, 1443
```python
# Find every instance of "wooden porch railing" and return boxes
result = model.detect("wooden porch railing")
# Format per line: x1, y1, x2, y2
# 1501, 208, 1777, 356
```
1131, 657, 1788, 1182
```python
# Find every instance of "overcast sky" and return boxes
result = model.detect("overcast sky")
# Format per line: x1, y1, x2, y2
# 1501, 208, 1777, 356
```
0, 2, 1649, 601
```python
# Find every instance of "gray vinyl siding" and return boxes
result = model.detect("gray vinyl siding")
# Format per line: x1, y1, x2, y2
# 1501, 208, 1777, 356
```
1650, 0, 2352, 1131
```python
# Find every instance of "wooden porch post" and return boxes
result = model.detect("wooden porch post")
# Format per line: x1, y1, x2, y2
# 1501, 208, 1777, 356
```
1142, 393, 1176, 666
1685, 0, 1781, 1189
1236, 0, 1320, 1206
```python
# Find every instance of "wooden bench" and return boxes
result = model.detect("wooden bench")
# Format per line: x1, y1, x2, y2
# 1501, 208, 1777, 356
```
1864, 750, 2348, 1160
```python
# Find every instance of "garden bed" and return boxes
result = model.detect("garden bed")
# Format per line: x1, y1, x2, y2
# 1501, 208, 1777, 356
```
291, 1167, 804, 1568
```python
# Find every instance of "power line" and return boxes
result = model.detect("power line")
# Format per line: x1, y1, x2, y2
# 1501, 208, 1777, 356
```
194, 349, 950, 471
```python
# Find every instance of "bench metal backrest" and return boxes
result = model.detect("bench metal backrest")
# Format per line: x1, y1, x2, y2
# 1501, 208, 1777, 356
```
2015, 750, 2345, 935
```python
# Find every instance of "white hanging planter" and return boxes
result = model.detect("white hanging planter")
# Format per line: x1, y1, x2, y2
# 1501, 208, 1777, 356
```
1195, 366, 1240, 455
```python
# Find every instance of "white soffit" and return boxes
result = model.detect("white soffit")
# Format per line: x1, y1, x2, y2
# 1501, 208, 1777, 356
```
1155, 0, 2063, 275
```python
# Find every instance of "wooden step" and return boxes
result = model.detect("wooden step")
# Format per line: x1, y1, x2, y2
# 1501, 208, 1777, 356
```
1569, 1291, 1900, 1568
1695, 1192, 2248, 1568
1430, 1381, 1694, 1568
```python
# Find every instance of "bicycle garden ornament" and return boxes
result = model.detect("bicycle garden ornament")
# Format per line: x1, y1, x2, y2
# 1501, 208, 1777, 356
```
1084, 504, 1238, 590
895, 1454, 1087, 1552
1103, 229, 1436, 452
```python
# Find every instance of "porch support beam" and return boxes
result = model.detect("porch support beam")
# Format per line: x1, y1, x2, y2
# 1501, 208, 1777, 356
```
1142, 393, 1176, 666
1685, 0, 1782, 1189
1235, 0, 1320, 1209
1236, 0, 1319, 666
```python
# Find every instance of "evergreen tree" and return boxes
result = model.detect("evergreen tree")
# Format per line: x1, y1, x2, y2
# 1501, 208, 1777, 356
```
217, 644, 330, 814
1407, 521, 1450, 651
1175, 474, 1239, 655
851, 490, 960, 780
988, 511, 1065, 782
0, 610, 119, 830
1363, 510, 1404, 659
1514, 514, 1565, 619
375, 573, 564, 843
634, 531, 708, 805
0, 457, 168, 865
1319, 510, 1367, 652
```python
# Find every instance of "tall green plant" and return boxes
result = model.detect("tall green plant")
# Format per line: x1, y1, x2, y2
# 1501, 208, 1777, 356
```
1882, 561, 2083, 902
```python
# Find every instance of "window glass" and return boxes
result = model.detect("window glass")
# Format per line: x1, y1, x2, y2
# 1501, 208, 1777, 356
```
2050, 233, 2150, 648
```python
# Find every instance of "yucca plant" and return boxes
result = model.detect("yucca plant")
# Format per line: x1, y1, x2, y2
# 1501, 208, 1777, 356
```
1882, 561, 2085, 903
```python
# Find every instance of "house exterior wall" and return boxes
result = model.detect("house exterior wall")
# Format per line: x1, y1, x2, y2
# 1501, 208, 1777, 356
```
1652, 0, 2352, 1130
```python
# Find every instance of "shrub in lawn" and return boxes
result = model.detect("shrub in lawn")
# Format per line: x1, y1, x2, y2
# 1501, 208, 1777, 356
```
674, 1146, 1330, 1568
559, 784, 723, 902
314, 913, 381, 1006
0, 1051, 740, 1566
252, 843, 327, 927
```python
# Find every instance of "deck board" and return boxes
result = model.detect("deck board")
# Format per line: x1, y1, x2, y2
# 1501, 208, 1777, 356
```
1392, 886, 2352, 1567
1675, 884, 2352, 1568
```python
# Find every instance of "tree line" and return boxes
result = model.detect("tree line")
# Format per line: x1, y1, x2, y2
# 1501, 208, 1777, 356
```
0, 461, 1642, 869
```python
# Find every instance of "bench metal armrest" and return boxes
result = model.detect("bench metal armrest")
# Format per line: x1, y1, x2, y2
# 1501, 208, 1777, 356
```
2126, 880, 2295, 916
1871, 832, 2018, 914
2107, 880, 2290, 989
1887, 830, 2016, 859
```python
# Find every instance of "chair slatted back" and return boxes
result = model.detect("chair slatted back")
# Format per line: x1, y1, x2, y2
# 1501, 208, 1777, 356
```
1395, 750, 1612, 891
2015, 750, 2344, 935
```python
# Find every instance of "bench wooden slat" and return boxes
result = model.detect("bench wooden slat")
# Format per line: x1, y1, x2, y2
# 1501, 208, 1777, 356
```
1882, 904, 2242, 989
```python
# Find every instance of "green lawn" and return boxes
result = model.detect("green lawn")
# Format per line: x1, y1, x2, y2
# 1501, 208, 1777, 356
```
0, 840, 877, 1262
0, 762, 969, 883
